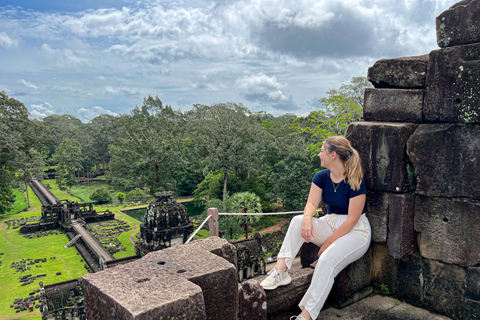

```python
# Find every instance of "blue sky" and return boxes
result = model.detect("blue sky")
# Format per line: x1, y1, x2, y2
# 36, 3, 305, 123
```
0, 0, 458, 122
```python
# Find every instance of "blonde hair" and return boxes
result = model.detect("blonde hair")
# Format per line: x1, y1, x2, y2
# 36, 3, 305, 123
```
324, 136, 363, 191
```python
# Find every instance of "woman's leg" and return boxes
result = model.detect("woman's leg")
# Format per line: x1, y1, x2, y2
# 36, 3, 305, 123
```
277, 215, 334, 270
298, 226, 370, 319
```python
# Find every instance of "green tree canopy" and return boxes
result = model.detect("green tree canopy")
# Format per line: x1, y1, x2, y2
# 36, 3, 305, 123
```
53, 139, 83, 194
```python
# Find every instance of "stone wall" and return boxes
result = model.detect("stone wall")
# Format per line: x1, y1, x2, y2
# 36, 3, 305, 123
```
347, 1, 480, 318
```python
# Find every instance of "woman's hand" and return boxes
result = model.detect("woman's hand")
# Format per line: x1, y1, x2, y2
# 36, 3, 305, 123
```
318, 238, 333, 256
301, 216, 315, 242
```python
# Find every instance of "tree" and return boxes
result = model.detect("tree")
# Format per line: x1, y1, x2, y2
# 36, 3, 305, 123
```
15, 149, 45, 208
90, 186, 112, 203
188, 103, 268, 203
230, 192, 262, 239
53, 139, 83, 194
87, 114, 118, 167
0, 91, 51, 214
290, 77, 373, 155
270, 152, 315, 211
126, 188, 147, 202
116, 192, 125, 203
108, 96, 182, 193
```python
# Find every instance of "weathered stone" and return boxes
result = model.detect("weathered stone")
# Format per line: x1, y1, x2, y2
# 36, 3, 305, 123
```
407, 124, 480, 199
83, 244, 238, 320
328, 247, 372, 308
367, 54, 429, 89
423, 258, 466, 320
363, 88, 424, 123
371, 243, 397, 295
300, 242, 319, 268
437, 0, 480, 48
365, 190, 388, 243
397, 251, 423, 308
187, 236, 237, 269
347, 122, 418, 192
238, 280, 267, 320
425, 43, 480, 123
260, 262, 313, 314
387, 192, 415, 259
464, 299, 480, 320
415, 195, 480, 267
467, 267, 480, 301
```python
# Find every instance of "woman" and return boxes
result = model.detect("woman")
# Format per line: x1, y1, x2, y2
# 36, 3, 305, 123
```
260, 136, 371, 320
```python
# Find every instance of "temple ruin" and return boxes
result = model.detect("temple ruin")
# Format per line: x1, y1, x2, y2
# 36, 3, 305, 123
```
135, 191, 194, 256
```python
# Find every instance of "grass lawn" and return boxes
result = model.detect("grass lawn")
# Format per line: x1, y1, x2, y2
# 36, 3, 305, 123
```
5, 189, 28, 215
0, 181, 144, 319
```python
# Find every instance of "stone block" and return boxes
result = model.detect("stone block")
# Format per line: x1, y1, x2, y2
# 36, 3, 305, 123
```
363, 88, 424, 123
464, 299, 480, 320
397, 251, 423, 308
467, 267, 480, 301
347, 122, 418, 192
425, 43, 480, 123
415, 195, 480, 267
407, 124, 480, 198
238, 280, 267, 320
186, 236, 237, 269
423, 258, 466, 320
367, 54, 428, 89
329, 246, 372, 306
259, 262, 313, 314
300, 242, 320, 268
387, 192, 415, 259
371, 243, 397, 295
365, 190, 388, 243
83, 244, 237, 320
437, 0, 480, 48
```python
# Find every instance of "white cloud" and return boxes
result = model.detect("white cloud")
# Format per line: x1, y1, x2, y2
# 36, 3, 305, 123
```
18, 79, 39, 90
190, 74, 226, 92
104, 85, 148, 96
235, 73, 288, 102
0, 32, 18, 48
29, 102, 55, 119
78, 106, 118, 122
40, 43, 89, 68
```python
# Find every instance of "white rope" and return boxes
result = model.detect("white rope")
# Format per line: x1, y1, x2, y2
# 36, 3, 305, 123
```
185, 214, 212, 244
218, 209, 322, 216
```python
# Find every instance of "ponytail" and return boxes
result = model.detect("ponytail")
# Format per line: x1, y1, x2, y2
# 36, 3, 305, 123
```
324, 136, 363, 191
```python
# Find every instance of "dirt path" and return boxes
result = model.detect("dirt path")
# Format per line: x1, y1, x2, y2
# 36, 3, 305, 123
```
236, 218, 287, 241
0, 224, 73, 278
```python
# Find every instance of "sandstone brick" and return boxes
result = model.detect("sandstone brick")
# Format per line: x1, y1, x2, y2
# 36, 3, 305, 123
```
363, 88, 424, 123
367, 55, 428, 89
387, 192, 415, 259
259, 263, 313, 314
371, 243, 397, 296
425, 43, 480, 123
415, 195, 480, 267
437, 0, 480, 48
83, 244, 238, 320
397, 251, 423, 308
238, 280, 267, 320
365, 190, 388, 243
347, 122, 418, 192
464, 299, 480, 320
187, 236, 237, 269
467, 267, 480, 301
423, 258, 466, 320
407, 124, 480, 199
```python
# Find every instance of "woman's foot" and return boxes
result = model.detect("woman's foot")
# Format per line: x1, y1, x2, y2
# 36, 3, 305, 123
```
259, 266, 292, 290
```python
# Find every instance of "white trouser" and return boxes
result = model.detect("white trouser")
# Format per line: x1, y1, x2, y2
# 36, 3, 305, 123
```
277, 214, 371, 319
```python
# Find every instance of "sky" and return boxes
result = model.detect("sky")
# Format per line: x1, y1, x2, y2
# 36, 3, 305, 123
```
0, 0, 458, 122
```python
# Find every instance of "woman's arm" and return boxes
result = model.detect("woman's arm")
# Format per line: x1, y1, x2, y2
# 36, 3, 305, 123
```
302, 183, 323, 242
318, 193, 366, 256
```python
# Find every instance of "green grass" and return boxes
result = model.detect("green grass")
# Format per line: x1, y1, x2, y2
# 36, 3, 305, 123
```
5, 189, 28, 215
0, 181, 145, 319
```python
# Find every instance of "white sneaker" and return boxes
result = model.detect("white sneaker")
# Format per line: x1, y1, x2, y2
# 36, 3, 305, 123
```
289, 316, 307, 320
260, 266, 292, 290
